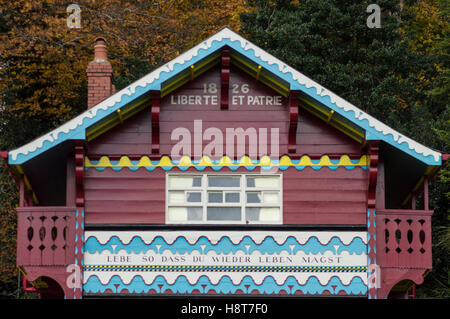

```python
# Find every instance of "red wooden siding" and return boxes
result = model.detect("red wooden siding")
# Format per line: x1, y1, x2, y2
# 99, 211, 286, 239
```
282, 166, 368, 225
86, 107, 152, 156
87, 65, 362, 157
159, 65, 288, 158
84, 167, 165, 224
85, 64, 367, 225
84, 166, 367, 225
297, 111, 362, 155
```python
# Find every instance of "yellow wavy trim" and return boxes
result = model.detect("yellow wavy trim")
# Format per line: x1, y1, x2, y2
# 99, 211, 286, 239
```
85, 155, 369, 168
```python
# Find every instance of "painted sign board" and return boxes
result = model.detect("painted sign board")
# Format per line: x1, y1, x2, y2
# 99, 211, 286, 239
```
83, 231, 368, 296
166, 71, 286, 108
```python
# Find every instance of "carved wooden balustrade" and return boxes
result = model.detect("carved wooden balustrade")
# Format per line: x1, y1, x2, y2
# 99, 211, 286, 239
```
17, 207, 76, 266
376, 209, 433, 269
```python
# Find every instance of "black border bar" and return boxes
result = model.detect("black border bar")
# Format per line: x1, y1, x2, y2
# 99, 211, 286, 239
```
85, 224, 367, 231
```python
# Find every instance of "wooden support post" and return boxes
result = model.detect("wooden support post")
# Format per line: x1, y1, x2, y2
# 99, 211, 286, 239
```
19, 175, 25, 207
367, 140, 379, 299
375, 157, 385, 210
151, 90, 161, 154
411, 193, 416, 210
66, 155, 76, 207
75, 142, 84, 208
190, 65, 195, 81
256, 65, 262, 81
220, 47, 230, 110
288, 90, 300, 153
326, 110, 335, 125
74, 140, 85, 299
116, 109, 123, 124
424, 176, 429, 211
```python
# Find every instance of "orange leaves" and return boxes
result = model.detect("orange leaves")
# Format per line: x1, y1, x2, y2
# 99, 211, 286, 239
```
404, 0, 448, 55
0, 0, 251, 293
0, 0, 250, 124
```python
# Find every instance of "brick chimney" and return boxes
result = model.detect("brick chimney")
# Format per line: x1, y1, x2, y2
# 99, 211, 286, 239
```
86, 37, 115, 109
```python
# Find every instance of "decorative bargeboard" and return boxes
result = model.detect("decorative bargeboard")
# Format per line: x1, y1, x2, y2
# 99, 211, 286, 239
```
83, 231, 368, 296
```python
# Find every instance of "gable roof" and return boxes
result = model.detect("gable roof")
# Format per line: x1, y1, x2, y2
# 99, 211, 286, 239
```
8, 27, 442, 166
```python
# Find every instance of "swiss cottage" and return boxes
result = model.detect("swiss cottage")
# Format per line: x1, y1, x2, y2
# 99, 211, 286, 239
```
2, 28, 447, 299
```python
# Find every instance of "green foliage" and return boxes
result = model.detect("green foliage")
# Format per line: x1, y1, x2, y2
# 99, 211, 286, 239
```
419, 163, 450, 298
240, 0, 444, 145
0, 165, 19, 298
241, 0, 449, 298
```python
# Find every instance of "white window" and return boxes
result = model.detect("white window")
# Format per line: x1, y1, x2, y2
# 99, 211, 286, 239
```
166, 174, 282, 224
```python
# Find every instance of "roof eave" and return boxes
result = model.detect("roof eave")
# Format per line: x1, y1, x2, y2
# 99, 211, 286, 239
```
8, 27, 442, 166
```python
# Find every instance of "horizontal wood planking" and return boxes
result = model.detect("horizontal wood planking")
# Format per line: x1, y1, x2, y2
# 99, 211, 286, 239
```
282, 166, 368, 225
84, 65, 367, 225
87, 107, 152, 155
84, 168, 165, 224
296, 111, 362, 154
160, 111, 289, 122
87, 65, 361, 157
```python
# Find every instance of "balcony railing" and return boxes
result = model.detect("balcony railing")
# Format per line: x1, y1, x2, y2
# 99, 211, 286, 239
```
376, 209, 433, 269
16, 207, 433, 272
17, 207, 76, 266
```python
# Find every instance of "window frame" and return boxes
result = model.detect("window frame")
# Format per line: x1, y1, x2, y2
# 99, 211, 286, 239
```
165, 172, 283, 225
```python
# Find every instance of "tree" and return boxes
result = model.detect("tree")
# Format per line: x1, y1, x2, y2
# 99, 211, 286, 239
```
240, 0, 440, 144
240, 0, 449, 297
0, 0, 249, 149
0, 164, 18, 298
403, 0, 449, 298
0, 0, 250, 298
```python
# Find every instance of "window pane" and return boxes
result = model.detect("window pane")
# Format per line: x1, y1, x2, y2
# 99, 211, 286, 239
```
192, 177, 202, 187
263, 192, 279, 203
246, 207, 280, 222
225, 192, 240, 203
169, 176, 201, 188
167, 174, 281, 224
208, 192, 223, 203
207, 207, 241, 221
187, 192, 201, 202
187, 207, 202, 221
246, 176, 279, 188
246, 208, 260, 221
259, 207, 280, 222
208, 176, 240, 187
168, 191, 185, 204
247, 192, 262, 203
167, 207, 187, 221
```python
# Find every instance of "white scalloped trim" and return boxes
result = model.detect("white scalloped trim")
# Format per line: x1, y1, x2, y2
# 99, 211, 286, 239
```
9, 28, 441, 163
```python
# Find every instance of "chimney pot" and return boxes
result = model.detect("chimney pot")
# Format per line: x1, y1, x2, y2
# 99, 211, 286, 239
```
94, 37, 108, 61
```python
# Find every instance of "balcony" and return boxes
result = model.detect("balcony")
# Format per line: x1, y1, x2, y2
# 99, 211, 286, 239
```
376, 209, 432, 269
17, 207, 76, 266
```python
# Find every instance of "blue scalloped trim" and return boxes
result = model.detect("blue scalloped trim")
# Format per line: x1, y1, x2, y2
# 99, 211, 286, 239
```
83, 274, 368, 295
85, 165, 367, 172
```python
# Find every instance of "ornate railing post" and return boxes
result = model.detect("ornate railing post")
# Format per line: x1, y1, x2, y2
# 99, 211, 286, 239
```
74, 140, 85, 299
367, 141, 379, 298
